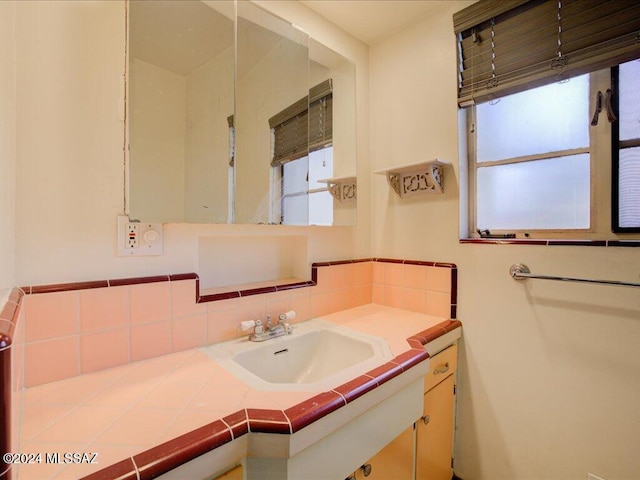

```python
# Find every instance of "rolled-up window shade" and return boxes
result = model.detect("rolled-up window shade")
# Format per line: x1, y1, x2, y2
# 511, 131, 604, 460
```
454, 0, 640, 106
269, 79, 333, 166
309, 79, 333, 153
269, 97, 308, 166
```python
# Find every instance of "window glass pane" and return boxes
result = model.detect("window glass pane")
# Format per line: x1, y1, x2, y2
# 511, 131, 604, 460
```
618, 147, 640, 228
619, 60, 640, 141
308, 147, 333, 226
282, 157, 308, 225
476, 75, 589, 162
477, 154, 590, 230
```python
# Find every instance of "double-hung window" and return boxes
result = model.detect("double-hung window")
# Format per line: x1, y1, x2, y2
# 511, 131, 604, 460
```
613, 60, 640, 232
455, 0, 640, 239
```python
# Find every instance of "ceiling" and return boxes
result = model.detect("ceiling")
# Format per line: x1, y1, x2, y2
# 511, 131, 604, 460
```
300, 0, 456, 45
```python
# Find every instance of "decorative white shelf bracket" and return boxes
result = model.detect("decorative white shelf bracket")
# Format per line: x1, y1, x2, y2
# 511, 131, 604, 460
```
318, 176, 357, 202
374, 159, 449, 198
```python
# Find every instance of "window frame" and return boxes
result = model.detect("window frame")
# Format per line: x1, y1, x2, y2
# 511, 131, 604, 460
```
611, 64, 640, 234
465, 69, 617, 239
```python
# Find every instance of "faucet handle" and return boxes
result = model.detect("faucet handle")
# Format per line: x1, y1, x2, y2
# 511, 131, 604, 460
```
278, 310, 296, 322
239, 319, 263, 335
239, 320, 256, 331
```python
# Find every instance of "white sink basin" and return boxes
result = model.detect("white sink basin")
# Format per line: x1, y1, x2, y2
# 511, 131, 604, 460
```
203, 319, 393, 391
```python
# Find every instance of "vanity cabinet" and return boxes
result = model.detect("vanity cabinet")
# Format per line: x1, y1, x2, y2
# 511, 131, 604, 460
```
416, 344, 458, 480
346, 343, 458, 480
213, 465, 242, 480
352, 426, 414, 480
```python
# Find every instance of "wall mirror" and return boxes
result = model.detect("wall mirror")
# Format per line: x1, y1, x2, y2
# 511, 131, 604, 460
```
127, 0, 357, 226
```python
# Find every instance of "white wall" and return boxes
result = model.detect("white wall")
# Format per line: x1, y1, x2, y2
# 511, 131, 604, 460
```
369, 3, 640, 479
0, 1, 16, 290
12, 0, 370, 287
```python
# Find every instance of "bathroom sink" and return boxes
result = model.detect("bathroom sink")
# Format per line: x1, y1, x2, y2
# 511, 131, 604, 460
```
203, 319, 393, 391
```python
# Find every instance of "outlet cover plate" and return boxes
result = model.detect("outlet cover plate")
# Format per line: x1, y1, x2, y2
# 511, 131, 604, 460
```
117, 215, 163, 256
588, 474, 606, 480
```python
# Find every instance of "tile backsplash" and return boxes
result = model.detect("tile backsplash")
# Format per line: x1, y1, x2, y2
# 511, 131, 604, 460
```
16, 258, 456, 388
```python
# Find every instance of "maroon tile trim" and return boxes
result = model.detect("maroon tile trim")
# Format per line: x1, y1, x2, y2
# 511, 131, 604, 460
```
0, 349, 9, 479
198, 291, 241, 303
8, 289, 23, 305
80, 458, 138, 480
31, 280, 108, 294
459, 238, 548, 245
442, 319, 463, 333
275, 281, 314, 291
607, 240, 640, 247
312, 261, 333, 267
461, 238, 640, 247
332, 375, 379, 404
374, 257, 404, 264
403, 260, 436, 266
133, 420, 232, 480
222, 410, 249, 439
240, 286, 277, 297
0, 322, 12, 349
285, 391, 346, 433
311, 258, 373, 267
450, 268, 458, 306
109, 275, 170, 287
0, 305, 13, 324
169, 273, 199, 281
450, 305, 457, 319
390, 349, 429, 372
365, 361, 404, 386
311, 266, 318, 284
547, 240, 608, 246
247, 409, 291, 434
372, 258, 457, 269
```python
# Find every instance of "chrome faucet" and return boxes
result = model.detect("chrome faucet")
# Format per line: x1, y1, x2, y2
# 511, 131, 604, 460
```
240, 311, 296, 342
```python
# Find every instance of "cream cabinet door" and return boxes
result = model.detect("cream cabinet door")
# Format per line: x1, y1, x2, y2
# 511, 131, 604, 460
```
214, 465, 242, 480
416, 374, 455, 480
354, 425, 414, 480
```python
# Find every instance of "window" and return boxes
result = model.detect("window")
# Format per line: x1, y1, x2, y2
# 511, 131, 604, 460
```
455, 0, 640, 239
613, 59, 640, 232
281, 147, 334, 226
473, 75, 592, 232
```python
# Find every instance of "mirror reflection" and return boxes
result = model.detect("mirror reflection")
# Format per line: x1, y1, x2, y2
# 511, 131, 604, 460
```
128, 0, 357, 226
128, 0, 234, 223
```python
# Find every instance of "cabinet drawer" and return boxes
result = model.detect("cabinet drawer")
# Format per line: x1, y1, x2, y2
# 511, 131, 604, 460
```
424, 343, 457, 393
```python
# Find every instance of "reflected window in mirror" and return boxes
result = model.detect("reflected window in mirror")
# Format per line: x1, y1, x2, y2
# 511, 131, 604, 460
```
270, 80, 334, 225
281, 147, 334, 226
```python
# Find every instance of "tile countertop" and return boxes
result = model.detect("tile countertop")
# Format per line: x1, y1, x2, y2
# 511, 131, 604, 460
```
14, 304, 461, 480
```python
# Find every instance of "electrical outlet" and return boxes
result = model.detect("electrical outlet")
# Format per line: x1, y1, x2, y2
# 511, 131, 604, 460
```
117, 215, 163, 256
588, 473, 606, 480
126, 223, 139, 249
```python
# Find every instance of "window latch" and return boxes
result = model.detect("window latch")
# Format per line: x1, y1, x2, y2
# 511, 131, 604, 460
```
605, 88, 617, 123
590, 90, 603, 126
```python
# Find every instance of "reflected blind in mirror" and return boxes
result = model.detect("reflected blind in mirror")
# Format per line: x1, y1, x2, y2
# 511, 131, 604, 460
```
270, 79, 333, 166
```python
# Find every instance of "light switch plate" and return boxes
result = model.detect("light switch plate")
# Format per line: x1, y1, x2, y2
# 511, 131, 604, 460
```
117, 215, 163, 256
